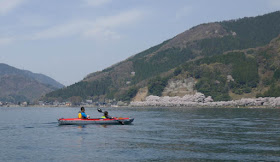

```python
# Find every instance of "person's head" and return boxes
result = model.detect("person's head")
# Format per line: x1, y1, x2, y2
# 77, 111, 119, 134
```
104, 111, 108, 116
81, 107, 85, 112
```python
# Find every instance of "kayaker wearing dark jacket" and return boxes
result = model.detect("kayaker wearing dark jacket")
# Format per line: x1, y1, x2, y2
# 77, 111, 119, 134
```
101, 111, 113, 119
78, 107, 90, 119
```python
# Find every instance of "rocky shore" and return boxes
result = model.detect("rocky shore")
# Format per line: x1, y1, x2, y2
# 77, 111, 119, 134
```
130, 92, 280, 108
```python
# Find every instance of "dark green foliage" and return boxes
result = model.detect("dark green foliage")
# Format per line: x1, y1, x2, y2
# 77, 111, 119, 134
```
130, 40, 170, 60
221, 11, 280, 48
106, 88, 118, 99
46, 78, 112, 100
132, 48, 195, 82
258, 84, 280, 97
195, 74, 230, 101
119, 87, 138, 101
173, 67, 182, 76
197, 36, 244, 56
195, 52, 245, 65
263, 78, 275, 86
231, 85, 252, 94
273, 69, 280, 80
197, 52, 259, 88
232, 57, 259, 88
197, 11, 280, 57
102, 40, 170, 73
148, 76, 169, 96
247, 50, 254, 54
0, 95, 30, 103
182, 52, 259, 100
243, 86, 252, 93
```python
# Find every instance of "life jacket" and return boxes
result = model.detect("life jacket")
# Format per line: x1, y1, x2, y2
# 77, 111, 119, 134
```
78, 111, 82, 119
101, 115, 113, 119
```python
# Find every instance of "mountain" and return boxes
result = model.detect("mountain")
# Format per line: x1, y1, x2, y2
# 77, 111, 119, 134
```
44, 11, 280, 103
173, 35, 280, 101
0, 63, 64, 103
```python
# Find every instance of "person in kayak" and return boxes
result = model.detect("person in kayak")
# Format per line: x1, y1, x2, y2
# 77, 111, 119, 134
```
101, 111, 113, 119
78, 107, 90, 119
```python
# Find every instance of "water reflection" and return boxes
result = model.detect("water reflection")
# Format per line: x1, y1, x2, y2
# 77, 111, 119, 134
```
77, 125, 86, 129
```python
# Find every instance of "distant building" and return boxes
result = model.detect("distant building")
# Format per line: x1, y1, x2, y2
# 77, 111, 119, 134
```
53, 101, 60, 106
21, 102, 28, 106
86, 100, 93, 104
131, 72, 135, 76
65, 102, 72, 107
38, 101, 45, 106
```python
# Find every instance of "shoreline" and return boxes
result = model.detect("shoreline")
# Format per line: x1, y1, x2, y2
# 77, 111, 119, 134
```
130, 93, 280, 109
1, 104, 279, 109
1, 92, 279, 109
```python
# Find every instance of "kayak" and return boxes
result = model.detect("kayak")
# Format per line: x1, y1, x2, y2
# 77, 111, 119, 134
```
58, 117, 134, 125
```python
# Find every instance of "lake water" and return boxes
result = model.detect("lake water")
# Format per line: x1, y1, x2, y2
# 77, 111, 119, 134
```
0, 107, 280, 161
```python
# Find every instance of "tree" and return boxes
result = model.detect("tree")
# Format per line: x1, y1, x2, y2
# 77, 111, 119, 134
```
148, 76, 169, 96
274, 69, 280, 80
69, 96, 83, 106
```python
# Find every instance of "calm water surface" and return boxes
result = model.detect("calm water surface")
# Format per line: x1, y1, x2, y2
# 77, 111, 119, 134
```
0, 107, 279, 161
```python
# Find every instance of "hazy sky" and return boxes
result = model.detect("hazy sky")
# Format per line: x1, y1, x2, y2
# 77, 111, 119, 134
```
1, 0, 280, 86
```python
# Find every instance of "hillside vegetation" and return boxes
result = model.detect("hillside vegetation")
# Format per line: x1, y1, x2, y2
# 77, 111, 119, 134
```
44, 11, 280, 103
0, 63, 64, 103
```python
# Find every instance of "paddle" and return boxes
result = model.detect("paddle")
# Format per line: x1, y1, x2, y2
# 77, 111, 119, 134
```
96, 108, 124, 125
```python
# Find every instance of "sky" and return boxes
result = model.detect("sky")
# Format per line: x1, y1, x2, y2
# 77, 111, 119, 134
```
0, 0, 280, 86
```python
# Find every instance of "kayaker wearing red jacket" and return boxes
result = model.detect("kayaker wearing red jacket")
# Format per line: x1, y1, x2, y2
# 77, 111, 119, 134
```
78, 107, 90, 119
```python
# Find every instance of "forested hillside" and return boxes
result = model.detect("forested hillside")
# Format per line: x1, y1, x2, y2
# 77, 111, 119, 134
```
0, 63, 64, 103
174, 35, 280, 101
44, 11, 280, 103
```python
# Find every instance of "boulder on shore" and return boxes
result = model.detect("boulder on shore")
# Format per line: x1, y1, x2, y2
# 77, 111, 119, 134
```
130, 92, 280, 107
